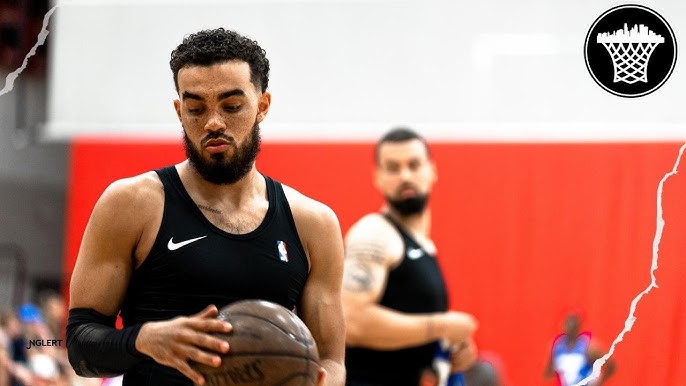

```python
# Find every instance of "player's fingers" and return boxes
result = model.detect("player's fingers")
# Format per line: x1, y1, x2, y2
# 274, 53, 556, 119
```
450, 344, 478, 372
459, 314, 478, 333
192, 304, 219, 319
186, 346, 223, 368
173, 358, 206, 386
178, 329, 230, 354
186, 317, 232, 334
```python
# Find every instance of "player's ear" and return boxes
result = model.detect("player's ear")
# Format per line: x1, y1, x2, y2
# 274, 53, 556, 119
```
256, 92, 271, 123
373, 165, 383, 191
430, 160, 438, 184
173, 99, 182, 121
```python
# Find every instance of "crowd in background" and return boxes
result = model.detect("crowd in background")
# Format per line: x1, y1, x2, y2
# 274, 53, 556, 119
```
0, 291, 121, 386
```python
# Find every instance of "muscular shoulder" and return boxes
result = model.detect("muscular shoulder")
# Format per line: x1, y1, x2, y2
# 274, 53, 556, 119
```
345, 213, 404, 267
99, 171, 163, 212
73, 171, 164, 271
346, 213, 398, 242
281, 184, 343, 262
281, 184, 339, 230
93, 171, 164, 233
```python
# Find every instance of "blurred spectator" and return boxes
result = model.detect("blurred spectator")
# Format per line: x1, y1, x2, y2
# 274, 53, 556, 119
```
1, 309, 32, 386
21, 303, 59, 386
2, 298, 111, 386
37, 291, 66, 342
544, 311, 616, 386
27, 353, 63, 386
0, 0, 49, 75
418, 366, 439, 386
463, 355, 503, 386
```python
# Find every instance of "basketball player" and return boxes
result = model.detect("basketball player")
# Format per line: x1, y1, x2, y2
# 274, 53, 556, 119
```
544, 312, 616, 386
66, 29, 345, 386
342, 128, 480, 386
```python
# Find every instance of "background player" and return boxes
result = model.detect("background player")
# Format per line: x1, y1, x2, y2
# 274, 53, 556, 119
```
545, 311, 616, 386
342, 127, 479, 385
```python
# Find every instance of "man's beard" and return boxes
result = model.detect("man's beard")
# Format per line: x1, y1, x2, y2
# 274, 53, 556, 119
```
183, 121, 261, 185
386, 194, 429, 216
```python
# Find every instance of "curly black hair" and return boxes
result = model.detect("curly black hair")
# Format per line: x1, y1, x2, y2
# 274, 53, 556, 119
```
170, 28, 270, 93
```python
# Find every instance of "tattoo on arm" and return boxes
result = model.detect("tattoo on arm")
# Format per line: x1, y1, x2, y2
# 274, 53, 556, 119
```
343, 240, 386, 292
343, 261, 374, 292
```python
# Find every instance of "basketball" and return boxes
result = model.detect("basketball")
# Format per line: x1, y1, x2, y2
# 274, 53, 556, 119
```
192, 300, 321, 386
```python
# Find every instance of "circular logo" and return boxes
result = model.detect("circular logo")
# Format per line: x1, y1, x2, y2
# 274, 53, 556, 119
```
584, 4, 677, 97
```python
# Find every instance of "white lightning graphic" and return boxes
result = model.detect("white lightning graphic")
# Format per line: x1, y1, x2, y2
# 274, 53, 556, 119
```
0, 5, 58, 97
573, 143, 686, 386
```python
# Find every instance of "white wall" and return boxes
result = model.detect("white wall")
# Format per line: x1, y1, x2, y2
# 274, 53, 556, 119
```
44, 0, 686, 142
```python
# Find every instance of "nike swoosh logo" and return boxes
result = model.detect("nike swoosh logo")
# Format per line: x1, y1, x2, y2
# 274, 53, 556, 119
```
407, 248, 424, 260
167, 235, 207, 251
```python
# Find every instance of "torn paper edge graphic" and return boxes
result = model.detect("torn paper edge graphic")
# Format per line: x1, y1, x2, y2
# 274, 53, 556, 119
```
0, 5, 58, 97
573, 143, 686, 386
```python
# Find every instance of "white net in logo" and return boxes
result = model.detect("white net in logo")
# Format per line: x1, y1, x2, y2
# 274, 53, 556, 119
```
597, 24, 664, 84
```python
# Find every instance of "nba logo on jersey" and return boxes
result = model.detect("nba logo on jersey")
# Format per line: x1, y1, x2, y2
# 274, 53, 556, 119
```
277, 240, 289, 262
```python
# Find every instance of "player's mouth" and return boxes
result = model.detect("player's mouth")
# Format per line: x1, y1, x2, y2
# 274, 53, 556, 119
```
204, 138, 231, 153
398, 185, 419, 198
400, 190, 417, 198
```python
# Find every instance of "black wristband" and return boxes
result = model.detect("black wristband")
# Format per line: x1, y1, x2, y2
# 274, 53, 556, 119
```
66, 308, 149, 377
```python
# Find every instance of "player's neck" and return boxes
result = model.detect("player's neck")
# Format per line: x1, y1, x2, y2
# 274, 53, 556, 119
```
179, 161, 264, 205
564, 333, 580, 346
385, 208, 431, 238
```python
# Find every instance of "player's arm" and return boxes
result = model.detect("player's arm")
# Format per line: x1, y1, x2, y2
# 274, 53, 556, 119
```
544, 335, 564, 381
287, 189, 346, 386
588, 340, 615, 385
543, 352, 556, 379
67, 175, 230, 385
342, 216, 477, 350
67, 177, 153, 377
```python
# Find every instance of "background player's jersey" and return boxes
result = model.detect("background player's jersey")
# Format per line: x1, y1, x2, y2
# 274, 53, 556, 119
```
346, 214, 448, 386
552, 333, 593, 386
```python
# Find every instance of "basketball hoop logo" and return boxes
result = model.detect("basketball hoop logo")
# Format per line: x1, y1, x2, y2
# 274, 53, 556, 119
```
598, 23, 664, 84
585, 5, 676, 97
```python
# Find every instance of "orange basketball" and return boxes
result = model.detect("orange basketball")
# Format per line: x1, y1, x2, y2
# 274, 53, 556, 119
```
193, 300, 320, 386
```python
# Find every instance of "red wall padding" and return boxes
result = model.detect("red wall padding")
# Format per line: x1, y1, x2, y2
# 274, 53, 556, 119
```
64, 140, 686, 386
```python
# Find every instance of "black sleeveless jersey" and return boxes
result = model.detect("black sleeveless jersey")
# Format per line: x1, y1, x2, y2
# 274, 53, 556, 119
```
120, 166, 309, 385
346, 214, 449, 386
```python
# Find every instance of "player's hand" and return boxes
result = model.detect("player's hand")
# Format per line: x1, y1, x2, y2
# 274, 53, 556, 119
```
135, 305, 232, 385
438, 311, 478, 345
449, 337, 478, 373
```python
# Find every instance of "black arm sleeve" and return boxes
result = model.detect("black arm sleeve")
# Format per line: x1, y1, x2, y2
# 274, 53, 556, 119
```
66, 307, 149, 377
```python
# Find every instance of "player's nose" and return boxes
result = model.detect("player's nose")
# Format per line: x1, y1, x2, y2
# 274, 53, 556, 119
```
398, 166, 414, 182
204, 109, 225, 132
